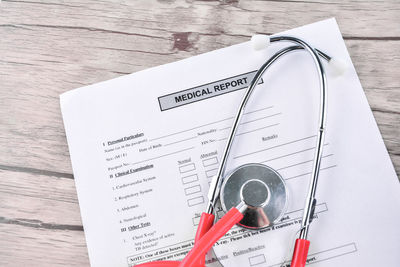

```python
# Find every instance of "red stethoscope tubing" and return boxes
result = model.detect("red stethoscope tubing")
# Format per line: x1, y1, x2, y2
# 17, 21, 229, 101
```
135, 208, 310, 267
290, 239, 310, 267
135, 208, 242, 267
193, 212, 215, 266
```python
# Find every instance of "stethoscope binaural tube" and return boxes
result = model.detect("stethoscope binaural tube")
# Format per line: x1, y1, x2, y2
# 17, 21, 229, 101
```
203, 35, 337, 267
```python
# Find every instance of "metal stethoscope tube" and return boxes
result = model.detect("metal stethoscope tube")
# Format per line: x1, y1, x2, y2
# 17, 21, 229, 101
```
206, 35, 330, 241
135, 36, 337, 267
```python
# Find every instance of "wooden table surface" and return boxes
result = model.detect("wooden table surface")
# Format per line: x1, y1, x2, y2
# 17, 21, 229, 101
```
0, 0, 399, 266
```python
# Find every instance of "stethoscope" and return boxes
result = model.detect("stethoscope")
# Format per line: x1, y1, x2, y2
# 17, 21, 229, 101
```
137, 34, 347, 267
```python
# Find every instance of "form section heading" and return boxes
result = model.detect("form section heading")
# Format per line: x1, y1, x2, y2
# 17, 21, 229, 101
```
158, 71, 263, 111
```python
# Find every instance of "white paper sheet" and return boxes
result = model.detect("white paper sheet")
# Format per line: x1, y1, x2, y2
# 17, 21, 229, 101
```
60, 18, 400, 267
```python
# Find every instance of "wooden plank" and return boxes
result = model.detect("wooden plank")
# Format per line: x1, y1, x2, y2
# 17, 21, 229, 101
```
0, 170, 82, 226
0, 0, 399, 38
0, 169, 87, 266
0, 223, 89, 266
346, 39, 400, 174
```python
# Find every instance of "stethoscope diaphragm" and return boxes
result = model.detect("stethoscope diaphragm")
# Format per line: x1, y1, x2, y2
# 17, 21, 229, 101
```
220, 163, 288, 229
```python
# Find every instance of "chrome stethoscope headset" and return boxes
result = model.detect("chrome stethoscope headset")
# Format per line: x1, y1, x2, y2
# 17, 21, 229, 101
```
137, 35, 347, 267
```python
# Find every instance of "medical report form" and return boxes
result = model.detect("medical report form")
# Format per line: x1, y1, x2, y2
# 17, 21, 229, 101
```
60, 19, 400, 267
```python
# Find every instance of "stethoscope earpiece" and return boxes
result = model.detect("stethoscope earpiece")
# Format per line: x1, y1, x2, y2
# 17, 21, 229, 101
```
328, 57, 349, 77
251, 34, 271, 51
251, 34, 349, 77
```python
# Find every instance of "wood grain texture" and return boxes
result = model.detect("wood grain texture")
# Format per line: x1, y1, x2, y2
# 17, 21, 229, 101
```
0, 0, 399, 266
0, 170, 81, 226
0, 223, 89, 266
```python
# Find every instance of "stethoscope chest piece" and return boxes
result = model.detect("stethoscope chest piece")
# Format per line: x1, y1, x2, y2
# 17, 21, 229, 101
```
220, 163, 288, 229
